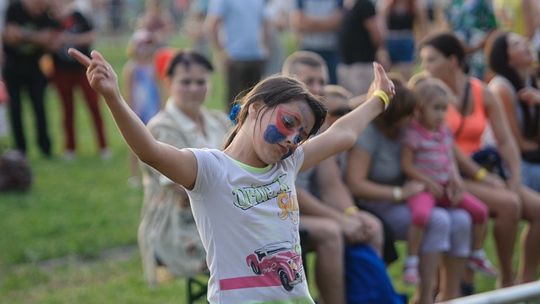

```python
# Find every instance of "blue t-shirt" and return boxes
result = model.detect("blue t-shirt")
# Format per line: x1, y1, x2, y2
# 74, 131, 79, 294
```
295, 0, 343, 51
208, 0, 268, 60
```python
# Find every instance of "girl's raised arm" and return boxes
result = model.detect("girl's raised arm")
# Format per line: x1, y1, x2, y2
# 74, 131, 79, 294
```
301, 62, 394, 171
69, 48, 198, 189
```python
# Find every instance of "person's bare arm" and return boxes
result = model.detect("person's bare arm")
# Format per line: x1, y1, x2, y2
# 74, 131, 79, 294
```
347, 144, 425, 201
483, 87, 522, 189
69, 48, 198, 189
290, 9, 343, 33
364, 16, 384, 49
317, 156, 356, 212
523, 0, 536, 39
489, 80, 539, 151
122, 61, 134, 109
401, 144, 443, 197
205, 14, 228, 64
62, 31, 96, 47
3, 23, 54, 48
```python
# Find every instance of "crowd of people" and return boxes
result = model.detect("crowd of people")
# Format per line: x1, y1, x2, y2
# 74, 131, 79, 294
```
3, 0, 540, 303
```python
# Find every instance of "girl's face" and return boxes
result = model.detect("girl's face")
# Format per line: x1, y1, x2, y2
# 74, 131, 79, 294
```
253, 100, 315, 164
168, 64, 210, 109
418, 97, 448, 130
507, 33, 534, 68
420, 46, 454, 81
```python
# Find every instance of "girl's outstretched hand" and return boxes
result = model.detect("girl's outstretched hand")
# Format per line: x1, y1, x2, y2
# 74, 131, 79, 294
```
367, 62, 395, 101
68, 48, 120, 100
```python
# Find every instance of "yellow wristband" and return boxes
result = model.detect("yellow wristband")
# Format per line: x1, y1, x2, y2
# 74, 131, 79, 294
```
344, 205, 360, 216
474, 168, 488, 181
373, 90, 390, 110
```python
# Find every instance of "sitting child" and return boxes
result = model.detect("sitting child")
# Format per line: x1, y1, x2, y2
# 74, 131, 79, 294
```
400, 77, 497, 285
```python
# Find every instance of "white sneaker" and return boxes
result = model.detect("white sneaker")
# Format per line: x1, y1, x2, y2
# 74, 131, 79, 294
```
100, 148, 112, 160
63, 150, 76, 161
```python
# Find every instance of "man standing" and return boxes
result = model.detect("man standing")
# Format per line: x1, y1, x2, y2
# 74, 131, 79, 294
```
206, 0, 269, 111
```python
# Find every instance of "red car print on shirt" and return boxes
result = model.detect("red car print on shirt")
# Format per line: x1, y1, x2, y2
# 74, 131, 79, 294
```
245, 241, 304, 291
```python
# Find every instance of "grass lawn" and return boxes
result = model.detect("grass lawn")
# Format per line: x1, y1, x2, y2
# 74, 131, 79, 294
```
0, 32, 512, 303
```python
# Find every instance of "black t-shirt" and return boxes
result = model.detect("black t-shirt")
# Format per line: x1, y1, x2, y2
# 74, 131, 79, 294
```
338, 0, 377, 64
52, 11, 93, 70
3, 2, 58, 68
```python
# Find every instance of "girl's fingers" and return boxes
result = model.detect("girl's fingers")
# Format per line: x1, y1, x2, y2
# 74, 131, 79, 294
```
91, 50, 112, 70
68, 48, 91, 67
373, 62, 381, 82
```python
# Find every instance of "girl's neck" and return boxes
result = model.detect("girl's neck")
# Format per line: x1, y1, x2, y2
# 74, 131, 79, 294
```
224, 126, 268, 168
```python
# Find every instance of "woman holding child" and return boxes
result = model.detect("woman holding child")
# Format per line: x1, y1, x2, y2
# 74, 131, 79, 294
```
347, 79, 473, 303
419, 32, 540, 286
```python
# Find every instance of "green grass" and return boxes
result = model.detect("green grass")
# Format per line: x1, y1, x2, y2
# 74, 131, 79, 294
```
0, 32, 515, 303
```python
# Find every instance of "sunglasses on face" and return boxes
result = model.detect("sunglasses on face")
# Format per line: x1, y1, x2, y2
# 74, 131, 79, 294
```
329, 107, 351, 117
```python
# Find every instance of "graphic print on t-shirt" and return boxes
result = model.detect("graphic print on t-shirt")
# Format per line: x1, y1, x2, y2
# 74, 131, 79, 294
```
219, 173, 305, 292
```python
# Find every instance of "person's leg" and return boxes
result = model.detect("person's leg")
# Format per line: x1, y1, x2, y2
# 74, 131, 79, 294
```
27, 72, 51, 156
464, 180, 521, 287
455, 192, 489, 250
78, 70, 108, 151
405, 192, 436, 285
242, 60, 265, 99
354, 210, 384, 255
520, 160, 540, 193
516, 185, 540, 283
439, 209, 472, 300
439, 254, 467, 301
300, 215, 345, 304
408, 192, 436, 256
4, 73, 26, 153
53, 69, 76, 154
225, 60, 243, 111
364, 203, 449, 304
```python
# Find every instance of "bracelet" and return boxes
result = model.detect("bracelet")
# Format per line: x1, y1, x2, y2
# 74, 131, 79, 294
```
474, 168, 488, 181
373, 89, 390, 110
392, 187, 403, 202
344, 205, 360, 217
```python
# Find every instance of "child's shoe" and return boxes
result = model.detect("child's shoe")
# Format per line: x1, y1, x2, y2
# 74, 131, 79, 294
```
403, 256, 420, 285
469, 250, 498, 277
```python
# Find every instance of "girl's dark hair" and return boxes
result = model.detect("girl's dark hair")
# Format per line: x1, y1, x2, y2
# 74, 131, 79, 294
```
224, 76, 327, 148
374, 78, 416, 127
487, 31, 539, 139
419, 32, 469, 73
166, 50, 214, 77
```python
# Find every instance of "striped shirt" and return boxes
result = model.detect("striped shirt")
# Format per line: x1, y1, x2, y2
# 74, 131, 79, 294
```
403, 120, 454, 184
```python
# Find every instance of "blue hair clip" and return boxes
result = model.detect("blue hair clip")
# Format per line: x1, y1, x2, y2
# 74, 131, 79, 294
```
229, 103, 241, 125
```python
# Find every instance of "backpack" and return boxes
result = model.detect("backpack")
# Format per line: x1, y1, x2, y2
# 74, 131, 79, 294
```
0, 150, 32, 192
345, 244, 406, 304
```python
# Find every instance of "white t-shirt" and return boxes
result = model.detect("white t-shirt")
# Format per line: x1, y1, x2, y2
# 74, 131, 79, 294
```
187, 148, 314, 304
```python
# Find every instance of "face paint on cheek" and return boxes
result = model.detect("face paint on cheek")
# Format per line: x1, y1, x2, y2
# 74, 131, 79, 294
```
293, 127, 305, 145
264, 125, 287, 144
